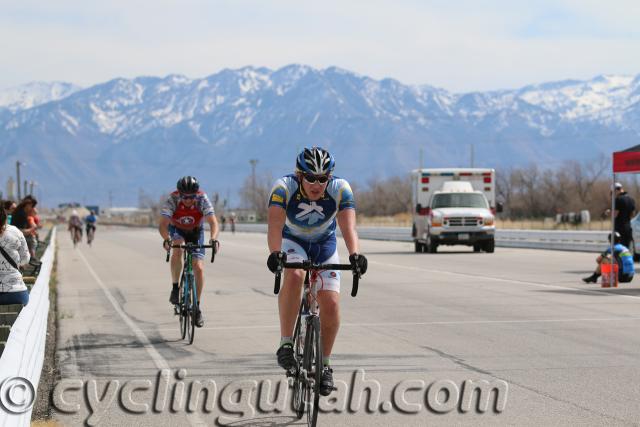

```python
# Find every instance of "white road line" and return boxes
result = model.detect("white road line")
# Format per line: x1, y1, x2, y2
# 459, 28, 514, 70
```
76, 249, 206, 426
145, 316, 640, 332
370, 260, 640, 300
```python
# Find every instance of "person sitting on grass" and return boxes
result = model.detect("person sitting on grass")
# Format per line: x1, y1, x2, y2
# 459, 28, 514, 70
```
583, 232, 635, 284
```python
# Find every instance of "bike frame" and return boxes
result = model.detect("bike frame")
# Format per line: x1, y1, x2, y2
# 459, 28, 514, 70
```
272, 259, 362, 426
165, 241, 217, 343
182, 249, 198, 315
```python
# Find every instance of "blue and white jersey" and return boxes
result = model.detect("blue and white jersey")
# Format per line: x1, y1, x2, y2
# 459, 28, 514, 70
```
268, 174, 356, 243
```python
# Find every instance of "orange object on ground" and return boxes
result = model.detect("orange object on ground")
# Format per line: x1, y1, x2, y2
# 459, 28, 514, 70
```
601, 263, 618, 288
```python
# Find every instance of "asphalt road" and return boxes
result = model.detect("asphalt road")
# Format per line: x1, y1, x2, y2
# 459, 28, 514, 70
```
54, 226, 640, 426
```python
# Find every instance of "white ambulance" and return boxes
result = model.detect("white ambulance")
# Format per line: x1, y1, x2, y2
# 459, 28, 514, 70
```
411, 168, 500, 253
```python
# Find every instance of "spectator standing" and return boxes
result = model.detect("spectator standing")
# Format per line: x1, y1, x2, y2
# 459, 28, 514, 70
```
229, 212, 236, 234
11, 196, 38, 258
0, 204, 30, 305
2, 200, 17, 225
610, 183, 636, 249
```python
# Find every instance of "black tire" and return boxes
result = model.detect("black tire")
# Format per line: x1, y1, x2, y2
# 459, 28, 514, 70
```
473, 244, 481, 252
303, 316, 322, 427
414, 241, 423, 253
291, 307, 305, 419
427, 236, 438, 253
179, 274, 187, 340
187, 277, 196, 344
484, 239, 495, 253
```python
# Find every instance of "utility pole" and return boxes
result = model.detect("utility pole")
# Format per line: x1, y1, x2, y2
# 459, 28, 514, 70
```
29, 181, 35, 196
16, 161, 23, 200
249, 159, 258, 210
470, 144, 474, 168
23, 180, 28, 198
7, 177, 15, 201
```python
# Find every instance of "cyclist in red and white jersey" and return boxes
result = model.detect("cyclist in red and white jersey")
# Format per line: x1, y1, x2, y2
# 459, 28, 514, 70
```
159, 176, 219, 327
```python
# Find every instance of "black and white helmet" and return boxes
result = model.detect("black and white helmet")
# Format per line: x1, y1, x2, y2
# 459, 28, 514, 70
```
608, 231, 622, 244
177, 176, 199, 194
295, 147, 335, 175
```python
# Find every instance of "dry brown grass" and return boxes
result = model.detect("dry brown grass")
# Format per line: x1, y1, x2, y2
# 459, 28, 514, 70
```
358, 213, 412, 227
31, 421, 64, 427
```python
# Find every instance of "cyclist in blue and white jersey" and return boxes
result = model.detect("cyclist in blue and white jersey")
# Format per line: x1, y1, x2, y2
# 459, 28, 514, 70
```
266, 147, 368, 396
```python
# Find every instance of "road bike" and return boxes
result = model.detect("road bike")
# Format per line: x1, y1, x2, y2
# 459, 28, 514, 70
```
165, 241, 217, 344
70, 227, 82, 248
272, 257, 362, 427
86, 225, 96, 246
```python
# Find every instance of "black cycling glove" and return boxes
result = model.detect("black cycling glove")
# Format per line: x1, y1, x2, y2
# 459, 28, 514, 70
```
349, 253, 368, 275
210, 239, 220, 253
267, 251, 287, 273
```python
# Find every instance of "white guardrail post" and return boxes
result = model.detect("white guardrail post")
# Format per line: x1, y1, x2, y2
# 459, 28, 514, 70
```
0, 228, 56, 427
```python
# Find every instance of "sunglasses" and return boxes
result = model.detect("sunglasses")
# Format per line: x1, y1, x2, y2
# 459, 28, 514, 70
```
180, 194, 197, 200
302, 173, 330, 184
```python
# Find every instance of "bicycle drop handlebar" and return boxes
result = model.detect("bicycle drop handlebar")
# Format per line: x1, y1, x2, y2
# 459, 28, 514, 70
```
165, 241, 219, 263
273, 260, 361, 297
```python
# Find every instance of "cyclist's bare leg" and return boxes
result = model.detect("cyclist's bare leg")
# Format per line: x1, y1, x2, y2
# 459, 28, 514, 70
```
170, 240, 184, 283
317, 290, 340, 358
192, 258, 204, 302
278, 268, 304, 337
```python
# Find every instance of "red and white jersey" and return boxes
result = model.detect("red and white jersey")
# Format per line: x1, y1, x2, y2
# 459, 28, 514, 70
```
160, 191, 215, 230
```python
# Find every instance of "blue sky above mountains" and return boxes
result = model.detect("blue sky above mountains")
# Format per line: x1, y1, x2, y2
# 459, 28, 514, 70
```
2, 0, 639, 92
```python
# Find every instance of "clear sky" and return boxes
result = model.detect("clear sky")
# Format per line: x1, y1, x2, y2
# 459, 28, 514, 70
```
1, 0, 639, 93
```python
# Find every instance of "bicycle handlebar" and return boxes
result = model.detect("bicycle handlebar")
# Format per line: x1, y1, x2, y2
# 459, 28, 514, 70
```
273, 260, 361, 297
165, 241, 219, 263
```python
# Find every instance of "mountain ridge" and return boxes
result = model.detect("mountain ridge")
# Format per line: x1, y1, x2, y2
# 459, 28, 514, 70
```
1, 65, 638, 205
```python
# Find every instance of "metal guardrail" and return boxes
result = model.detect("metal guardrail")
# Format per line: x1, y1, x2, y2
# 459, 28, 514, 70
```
231, 223, 608, 252
0, 228, 56, 426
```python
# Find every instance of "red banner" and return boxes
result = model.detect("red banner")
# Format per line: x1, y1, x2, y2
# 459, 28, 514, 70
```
613, 146, 640, 173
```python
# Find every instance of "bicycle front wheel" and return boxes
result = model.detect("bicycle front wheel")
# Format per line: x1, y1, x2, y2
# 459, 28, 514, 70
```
188, 278, 197, 344
291, 306, 305, 419
180, 273, 187, 340
303, 316, 322, 427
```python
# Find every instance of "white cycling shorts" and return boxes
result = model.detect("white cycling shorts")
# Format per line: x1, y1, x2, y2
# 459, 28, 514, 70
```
282, 238, 341, 293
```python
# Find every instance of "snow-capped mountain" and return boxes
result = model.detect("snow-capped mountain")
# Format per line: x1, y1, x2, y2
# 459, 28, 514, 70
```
0, 82, 81, 113
1, 65, 638, 205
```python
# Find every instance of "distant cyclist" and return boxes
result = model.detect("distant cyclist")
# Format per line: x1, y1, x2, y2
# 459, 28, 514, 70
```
159, 176, 219, 327
85, 210, 98, 243
68, 210, 83, 244
266, 147, 368, 396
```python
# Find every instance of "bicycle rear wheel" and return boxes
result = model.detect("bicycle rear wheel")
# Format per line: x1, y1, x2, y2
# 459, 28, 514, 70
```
303, 316, 322, 427
179, 273, 187, 340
